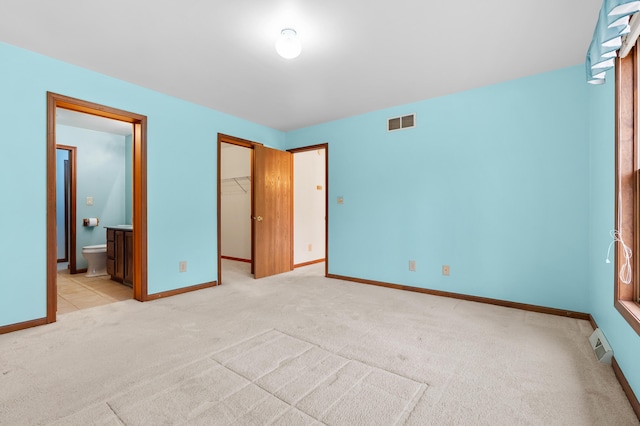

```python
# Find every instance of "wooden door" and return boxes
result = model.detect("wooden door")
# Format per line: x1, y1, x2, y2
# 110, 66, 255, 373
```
252, 145, 293, 279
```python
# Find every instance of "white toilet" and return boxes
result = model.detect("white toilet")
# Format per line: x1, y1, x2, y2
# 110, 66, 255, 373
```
82, 244, 108, 277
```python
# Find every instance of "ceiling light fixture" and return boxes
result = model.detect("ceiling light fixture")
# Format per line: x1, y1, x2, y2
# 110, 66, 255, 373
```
276, 28, 301, 59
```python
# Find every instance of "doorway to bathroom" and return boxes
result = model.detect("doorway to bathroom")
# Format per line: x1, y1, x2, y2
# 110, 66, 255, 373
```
55, 110, 134, 314
46, 93, 148, 324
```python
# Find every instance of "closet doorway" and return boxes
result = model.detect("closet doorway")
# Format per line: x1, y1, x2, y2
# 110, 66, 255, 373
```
217, 134, 293, 284
46, 92, 148, 324
220, 142, 252, 265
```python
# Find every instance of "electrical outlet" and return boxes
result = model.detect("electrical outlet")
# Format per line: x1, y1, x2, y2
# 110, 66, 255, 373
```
179, 261, 187, 272
86, 196, 93, 206
442, 265, 450, 276
409, 260, 416, 271
337, 196, 344, 204
308, 243, 313, 252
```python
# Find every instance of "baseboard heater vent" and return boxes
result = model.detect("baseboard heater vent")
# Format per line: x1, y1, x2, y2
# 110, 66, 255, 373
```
589, 328, 613, 364
388, 113, 416, 132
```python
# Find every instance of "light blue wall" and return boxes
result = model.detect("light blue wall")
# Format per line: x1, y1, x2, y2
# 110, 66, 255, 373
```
286, 66, 590, 313
587, 72, 640, 400
56, 124, 127, 269
2, 38, 638, 403
0, 42, 285, 326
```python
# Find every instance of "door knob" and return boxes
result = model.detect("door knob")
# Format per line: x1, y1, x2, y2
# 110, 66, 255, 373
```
253, 215, 263, 222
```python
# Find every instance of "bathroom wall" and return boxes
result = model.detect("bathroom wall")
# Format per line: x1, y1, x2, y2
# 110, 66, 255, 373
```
220, 143, 251, 260
293, 149, 326, 265
56, 124, 127, 270
125, 134, 133, 225
55, 149, 69, 260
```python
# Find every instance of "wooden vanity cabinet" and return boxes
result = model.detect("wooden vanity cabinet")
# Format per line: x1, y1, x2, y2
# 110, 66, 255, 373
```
124, 231, 133, 284
106, 229, 115, 276
106, 227, 133, 287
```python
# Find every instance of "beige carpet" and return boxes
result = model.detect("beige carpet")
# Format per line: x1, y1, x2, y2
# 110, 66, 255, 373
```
0, 260, 637, 425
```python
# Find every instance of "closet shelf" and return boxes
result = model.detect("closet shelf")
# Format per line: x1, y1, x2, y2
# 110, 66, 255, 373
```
221, 176, 251, 194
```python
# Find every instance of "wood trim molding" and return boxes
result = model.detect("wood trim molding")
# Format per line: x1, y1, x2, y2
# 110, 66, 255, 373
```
576, 313, 639, 421
616, 300, 640, 335
145, 281, 216, 301
217, 135, 222, 284
327, 274, 591, 320
287, 143, 328, 154
0, 318, 48, 335
588, 314, 598, 331
218, 133, 262, 149
293, 258, 325, 268
614, 49, 640, 336
221, 256, 251, 263
133, 120, 148, 301
613, 357, 640, 421
47, 92, 148, 324
46, 93, 57, 323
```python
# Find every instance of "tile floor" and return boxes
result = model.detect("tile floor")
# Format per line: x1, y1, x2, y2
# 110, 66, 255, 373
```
57, 269, 132, 315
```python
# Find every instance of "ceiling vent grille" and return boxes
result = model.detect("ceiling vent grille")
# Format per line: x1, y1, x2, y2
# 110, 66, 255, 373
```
388, 114, 416, 132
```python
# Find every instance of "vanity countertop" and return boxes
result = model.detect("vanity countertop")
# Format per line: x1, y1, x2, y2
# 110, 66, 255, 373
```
105, 225, 133, 231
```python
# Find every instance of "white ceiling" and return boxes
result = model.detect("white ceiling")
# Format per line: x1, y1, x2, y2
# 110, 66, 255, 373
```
1, 0, 602, 131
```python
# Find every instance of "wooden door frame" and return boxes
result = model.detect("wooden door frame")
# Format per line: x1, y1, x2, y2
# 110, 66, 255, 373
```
287, 143, 329, 277
55, 145, 77, 272
47, 92, 148, 323
217, 133, 262, 285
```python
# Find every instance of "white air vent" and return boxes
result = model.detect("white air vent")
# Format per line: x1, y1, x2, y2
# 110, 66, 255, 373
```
589, 328, 613, 364
388, 113, 416, 132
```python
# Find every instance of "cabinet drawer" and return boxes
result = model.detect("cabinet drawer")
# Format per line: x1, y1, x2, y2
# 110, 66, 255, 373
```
106, 258, 115, 276
106, 242, 115, 258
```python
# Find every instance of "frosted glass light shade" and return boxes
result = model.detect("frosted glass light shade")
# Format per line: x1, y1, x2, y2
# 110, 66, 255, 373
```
276, 28, 301, 59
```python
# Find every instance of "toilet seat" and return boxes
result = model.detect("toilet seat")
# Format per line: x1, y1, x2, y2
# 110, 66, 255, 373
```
82, 244, 107, 253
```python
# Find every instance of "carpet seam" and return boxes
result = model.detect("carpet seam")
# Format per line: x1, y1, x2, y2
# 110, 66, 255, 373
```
105, 401, 127, 425
394, 383, 428, 425
278, 328, 430, 386
212, 329, 432, 424
309, 368, 374, 421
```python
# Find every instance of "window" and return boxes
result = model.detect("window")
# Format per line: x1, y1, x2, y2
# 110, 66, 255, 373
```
615, 42, 640, 335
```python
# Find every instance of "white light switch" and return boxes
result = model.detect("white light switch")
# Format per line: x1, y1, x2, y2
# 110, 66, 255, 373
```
86, 196, 93, 206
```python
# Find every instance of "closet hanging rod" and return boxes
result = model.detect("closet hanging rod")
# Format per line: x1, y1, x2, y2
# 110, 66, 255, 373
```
221, 176, 250, 182
221, 176, 250, 194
